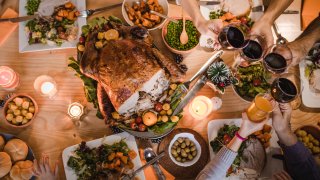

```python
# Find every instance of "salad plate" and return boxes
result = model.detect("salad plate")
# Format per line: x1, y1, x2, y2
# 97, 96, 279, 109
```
62, 132, 146, 180
199, 0, 264, 22
207, 119, 282, 179
19, 0, 86, 53
299, 60, 320, 108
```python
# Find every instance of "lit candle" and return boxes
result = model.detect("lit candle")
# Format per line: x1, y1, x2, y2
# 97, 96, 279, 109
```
68, 102, 84, 119
0, 66, 20, 91
34, 75, 58, 98
189, 96, 213, 120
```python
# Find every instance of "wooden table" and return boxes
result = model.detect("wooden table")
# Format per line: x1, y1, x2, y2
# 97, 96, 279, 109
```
0, 0, 319, 179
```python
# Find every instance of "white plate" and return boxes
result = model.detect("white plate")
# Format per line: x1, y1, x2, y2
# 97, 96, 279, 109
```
199, 0, 264, 22
299, 61, 320, 108
62, 132, 146, 180
207, 118, 283, 179
168, 133, 201, 167
19, 0, 86, 53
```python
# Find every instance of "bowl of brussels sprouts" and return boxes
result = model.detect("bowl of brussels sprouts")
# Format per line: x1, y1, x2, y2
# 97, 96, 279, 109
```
168, 133, 201, 167
3, 94, 38, 128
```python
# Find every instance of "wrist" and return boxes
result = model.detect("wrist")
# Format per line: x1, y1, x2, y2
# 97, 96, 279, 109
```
238, 128, 249, 138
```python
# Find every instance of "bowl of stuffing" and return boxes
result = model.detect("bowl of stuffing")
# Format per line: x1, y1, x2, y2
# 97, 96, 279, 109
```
122, 0, 169, 31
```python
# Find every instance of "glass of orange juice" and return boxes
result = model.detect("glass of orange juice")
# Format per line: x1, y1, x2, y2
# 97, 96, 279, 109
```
246, 93, 276, 122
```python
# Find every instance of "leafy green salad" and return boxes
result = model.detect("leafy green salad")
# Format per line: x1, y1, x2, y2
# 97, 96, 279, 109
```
234, 62, 271, 101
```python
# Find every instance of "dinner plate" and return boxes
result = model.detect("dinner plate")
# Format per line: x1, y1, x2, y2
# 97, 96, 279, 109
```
207, 118, 283, 179
299, 61, 320, 108
0, 133, 35, 180
199, 0, 264, 22
62, 132, 146, 180
19, 0, 86, 53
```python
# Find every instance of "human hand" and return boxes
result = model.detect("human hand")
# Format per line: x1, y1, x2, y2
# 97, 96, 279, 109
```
196, 19, 223, 49
238, 112, 268, 138
33, 155, 58, 180
250, 19, 274, 48
272, 103, 292, 132
273, 170, 292, 180
286, 40, 309, 66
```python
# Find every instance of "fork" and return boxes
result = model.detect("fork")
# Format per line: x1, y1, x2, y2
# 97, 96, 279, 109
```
78, 3, 122, 18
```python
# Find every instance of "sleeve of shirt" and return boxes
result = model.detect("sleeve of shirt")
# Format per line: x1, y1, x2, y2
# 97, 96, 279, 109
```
196, 146, 238, 180
281, 141, 320, 180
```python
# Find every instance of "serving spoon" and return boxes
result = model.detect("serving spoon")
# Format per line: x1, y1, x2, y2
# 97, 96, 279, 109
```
180, 8, 188, 45
144, 148, 166, 180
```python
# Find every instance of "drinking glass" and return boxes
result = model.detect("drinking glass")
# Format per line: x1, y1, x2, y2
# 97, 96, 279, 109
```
246, 93, 276, 122
218, 23, 249, 50
263, 44, 293, 74
270, 73, 302, 103
240, 35, 267, 62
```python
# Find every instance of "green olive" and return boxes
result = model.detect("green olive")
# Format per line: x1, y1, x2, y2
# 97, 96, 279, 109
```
181, 143, 186, 148
171, 149, 177, 156
190, 142, 195, 147
182, 158, 186, 162
177, 147, 181, 154
176, 157, 181, 162
191, 146, 196, 152
174, 141, 179, 146
177, 138, 183, 143
185, 148, 190, 153
192, 151, 197, 157
188, 154, 193, 160
185, 139, 191, 146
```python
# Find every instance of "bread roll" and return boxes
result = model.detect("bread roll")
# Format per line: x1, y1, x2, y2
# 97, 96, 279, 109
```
4, 139, 28, 162
0, 135, 5, 151
10, 160, 33, 180
0, 152, 12, 178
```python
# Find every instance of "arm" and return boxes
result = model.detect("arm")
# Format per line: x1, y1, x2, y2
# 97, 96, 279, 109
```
288, 16, 320, 65
196, 113, 267, 180
251, 0, 293, 46
272, 103, 320, 180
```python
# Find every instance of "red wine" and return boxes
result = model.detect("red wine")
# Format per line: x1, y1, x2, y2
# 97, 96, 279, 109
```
218, 26, 245, 49
242, 40, 263, 60
271, 78, 297, 102
264, 53, 287, 73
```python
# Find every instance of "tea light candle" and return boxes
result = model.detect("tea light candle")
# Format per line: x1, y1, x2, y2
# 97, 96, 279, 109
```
68, 102, 84, 119
0, 66, 20, 91
34, 75, 58, 98
189, 96, 213, 120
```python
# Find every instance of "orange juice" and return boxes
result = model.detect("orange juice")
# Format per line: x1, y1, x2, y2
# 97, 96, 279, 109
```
247, 94, 274, 122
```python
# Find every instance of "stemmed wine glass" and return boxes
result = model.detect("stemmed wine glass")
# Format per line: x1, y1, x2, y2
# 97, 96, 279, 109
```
270, 73, 302, 104
263, 44, 293, 74
218, 23, 249, 50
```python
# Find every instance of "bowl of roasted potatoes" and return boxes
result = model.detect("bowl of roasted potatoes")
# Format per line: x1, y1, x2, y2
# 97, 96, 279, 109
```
122, 0, 169, 30
295, 126, 320, 155
3, 94, 38, 128
169, 133, 201, 167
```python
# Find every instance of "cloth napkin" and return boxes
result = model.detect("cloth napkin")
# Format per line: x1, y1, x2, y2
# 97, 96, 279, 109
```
0, 8, 18, 46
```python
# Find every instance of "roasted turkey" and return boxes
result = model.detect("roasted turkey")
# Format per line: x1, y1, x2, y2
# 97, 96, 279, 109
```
80, 22, 185, 117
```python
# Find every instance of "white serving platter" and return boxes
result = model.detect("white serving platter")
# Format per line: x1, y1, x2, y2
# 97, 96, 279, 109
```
199, 0, 264, 22
19, 0, 86, 53
62, 132, 146, 180
207, 118, 283, 179
299, 60, 320, 108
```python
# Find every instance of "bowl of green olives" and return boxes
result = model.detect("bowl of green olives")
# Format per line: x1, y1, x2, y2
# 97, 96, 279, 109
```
169, 133, 201, 167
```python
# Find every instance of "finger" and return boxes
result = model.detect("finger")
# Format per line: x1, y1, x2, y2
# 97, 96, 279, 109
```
273, 174, 285, 180
280, 170, 292, 179
277, 171, 290, 180
241, 112, 249, 120
32, 166, 40, 177
40, 155, 46, 172
54, 160, 59, 177
44, 156, 50, 172
33, 159, 42, 174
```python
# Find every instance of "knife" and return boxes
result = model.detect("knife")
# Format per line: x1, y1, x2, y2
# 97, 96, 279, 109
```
172, 75, 208, 116
198, 1, 221, 6
0, 14, 39, 23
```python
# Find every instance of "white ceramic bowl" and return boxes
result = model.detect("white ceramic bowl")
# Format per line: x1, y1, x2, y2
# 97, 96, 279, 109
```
122, 0, 169, 31
168, 133, 201, 167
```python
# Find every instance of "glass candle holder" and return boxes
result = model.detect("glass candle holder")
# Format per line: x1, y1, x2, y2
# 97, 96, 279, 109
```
188, 96, 213, 120
68, 102, 85, 120
34, 75, 58, 98
0, 66, 20, 91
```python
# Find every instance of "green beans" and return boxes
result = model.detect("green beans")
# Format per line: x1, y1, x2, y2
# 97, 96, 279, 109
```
26, 0, 41, 15
165, 20, 199, 51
